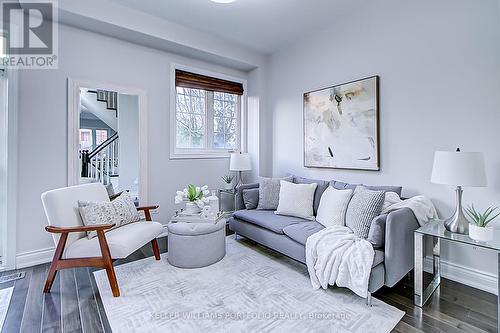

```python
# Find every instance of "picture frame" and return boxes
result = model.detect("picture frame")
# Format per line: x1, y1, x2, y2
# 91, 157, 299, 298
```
303, 75, 380, 171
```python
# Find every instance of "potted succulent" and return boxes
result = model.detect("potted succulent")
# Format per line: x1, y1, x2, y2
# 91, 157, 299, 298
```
465, 204, 499, 242
221, 175, 234, 190
175, 184, 210, 214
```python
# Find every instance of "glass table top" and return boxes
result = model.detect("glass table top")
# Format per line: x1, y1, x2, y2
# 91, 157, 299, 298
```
416, 220, 500, 251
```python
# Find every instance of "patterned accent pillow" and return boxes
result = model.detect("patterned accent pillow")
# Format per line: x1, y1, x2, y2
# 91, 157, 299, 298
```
345, 188, 385, 239
78, 192, 140, 239
257, 176, 293, 210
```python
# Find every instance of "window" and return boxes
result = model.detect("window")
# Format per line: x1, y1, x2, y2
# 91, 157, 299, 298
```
79, 129, 93, 151
172, 68, 244, 158
95, 129, 109, 146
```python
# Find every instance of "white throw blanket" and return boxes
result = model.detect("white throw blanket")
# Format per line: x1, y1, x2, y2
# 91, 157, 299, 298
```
382, 192, 438, 226
305, 226, 374, 298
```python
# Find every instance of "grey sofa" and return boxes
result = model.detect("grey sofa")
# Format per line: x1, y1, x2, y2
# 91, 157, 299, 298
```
228, 176, 419, 302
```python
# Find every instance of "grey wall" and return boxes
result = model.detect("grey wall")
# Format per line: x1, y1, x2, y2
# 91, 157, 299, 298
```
117, 94, 139, 195
17, 24, 250, 256
269, 0, 500, 279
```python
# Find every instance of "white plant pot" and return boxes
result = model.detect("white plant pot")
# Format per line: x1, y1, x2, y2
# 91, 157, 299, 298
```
468, 224, 493, 242
185, 201, 201, 215
224, 183, 233, 190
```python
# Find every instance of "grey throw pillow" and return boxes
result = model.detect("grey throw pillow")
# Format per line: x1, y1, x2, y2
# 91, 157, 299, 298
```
242, 188, 259, 210
345, 188, 385, 239
367, 213, 387, 249
78, 192, 140, 239
257, 176, 293, 210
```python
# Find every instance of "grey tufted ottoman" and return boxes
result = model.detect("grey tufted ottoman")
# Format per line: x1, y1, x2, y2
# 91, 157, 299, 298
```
167, 218, 226, 268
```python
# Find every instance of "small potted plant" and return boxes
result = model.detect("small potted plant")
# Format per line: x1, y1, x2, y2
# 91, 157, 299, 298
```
175, 184, 210, 215
221, 175, 234, 190
465, 204, 499, 242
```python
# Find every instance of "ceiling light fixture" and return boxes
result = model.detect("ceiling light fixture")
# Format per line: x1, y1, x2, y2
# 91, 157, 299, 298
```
211, 0, 236, 3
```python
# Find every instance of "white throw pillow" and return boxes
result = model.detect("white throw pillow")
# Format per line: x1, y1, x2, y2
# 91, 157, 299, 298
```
275, 180, 317, 220
316, 186, 353, 227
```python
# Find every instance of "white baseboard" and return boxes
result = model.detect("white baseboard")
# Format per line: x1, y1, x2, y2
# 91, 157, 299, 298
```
424, 256, 497, 295
16, 247, 55, 269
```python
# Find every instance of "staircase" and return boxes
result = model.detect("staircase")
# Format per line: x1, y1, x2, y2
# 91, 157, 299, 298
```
89, 89, 118, 113
81, 89, 120, 185
81, 133, 119, 185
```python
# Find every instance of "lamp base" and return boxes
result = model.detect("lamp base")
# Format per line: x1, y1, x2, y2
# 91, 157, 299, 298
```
444, 186, 469, 234
234, 171, 244, 190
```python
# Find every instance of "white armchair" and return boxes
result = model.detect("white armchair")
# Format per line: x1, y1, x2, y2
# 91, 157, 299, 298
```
41, 183, 163, 297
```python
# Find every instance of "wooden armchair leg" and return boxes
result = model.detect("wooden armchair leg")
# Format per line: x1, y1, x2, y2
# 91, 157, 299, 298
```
151, 238, 160, 260
97, 230, 120, 297
44, 233, 68, 293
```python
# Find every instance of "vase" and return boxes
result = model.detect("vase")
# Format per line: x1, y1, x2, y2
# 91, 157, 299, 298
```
224, 183, 233, 190
185, 201, 201, 215
468, 224, 493, 242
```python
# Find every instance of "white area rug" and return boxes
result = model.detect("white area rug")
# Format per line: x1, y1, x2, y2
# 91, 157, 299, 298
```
0, 287, 13, 331
94, 238, 404, 333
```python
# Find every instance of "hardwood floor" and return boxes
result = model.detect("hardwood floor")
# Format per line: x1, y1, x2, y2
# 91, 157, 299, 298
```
0, 236, 497, 333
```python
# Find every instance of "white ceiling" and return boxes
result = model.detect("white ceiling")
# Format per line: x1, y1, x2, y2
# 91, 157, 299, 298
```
109, 0, 363, 54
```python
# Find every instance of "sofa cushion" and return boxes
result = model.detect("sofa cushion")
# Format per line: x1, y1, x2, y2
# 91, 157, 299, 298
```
330, 180, 358, 190
233, 210, 307, 234
64, 221, 163, 259
331, 180, 402, 197
257, 176, 293, 210
364, 185, 402, 197
282, 222, 325, 245
242, 188, 259, 210
292, 176, 329, 215
373, 250, 384, 267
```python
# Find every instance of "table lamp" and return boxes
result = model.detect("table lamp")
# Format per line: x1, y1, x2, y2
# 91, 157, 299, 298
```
229, 153, 251, 188
431, 148, 487, 234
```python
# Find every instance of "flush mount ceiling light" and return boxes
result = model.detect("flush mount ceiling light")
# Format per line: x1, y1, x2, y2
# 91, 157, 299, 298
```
211, 0, 236, 3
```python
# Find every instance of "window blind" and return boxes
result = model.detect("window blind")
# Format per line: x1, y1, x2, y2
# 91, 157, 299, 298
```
175, 70, 244, 95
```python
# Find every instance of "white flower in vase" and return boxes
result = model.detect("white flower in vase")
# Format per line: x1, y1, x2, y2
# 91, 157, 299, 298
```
174, 184, 211, 214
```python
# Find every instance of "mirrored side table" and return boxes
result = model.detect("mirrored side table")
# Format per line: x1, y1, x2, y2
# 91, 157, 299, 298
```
414, 220, 500, 331
218, 188, 237, 214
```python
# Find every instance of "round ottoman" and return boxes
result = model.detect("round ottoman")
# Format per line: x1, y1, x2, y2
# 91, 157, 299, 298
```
167, 218, 226, 268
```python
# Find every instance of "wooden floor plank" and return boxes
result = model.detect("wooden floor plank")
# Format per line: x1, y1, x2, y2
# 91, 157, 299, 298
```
1, 244, 497, 333
41, 271, 62, 333
60, 269, 83, 333
87, 268, 111, 333
19, 265, 47, 333
1, 267, 33, 333
74, 268, 105, 333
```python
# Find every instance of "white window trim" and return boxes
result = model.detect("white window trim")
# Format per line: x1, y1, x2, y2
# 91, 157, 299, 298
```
169, 63, 247, 160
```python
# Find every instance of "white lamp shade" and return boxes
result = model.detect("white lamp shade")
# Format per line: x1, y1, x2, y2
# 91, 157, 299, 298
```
431, 151, 487, 187
229, 153, 251, 171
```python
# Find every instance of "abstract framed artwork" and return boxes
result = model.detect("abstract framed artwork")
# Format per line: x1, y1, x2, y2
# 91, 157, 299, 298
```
303, 76, 380, 171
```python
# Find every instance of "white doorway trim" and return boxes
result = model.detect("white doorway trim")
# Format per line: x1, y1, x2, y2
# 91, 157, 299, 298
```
0, 68, 18, 271
67, 78, 149, 204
